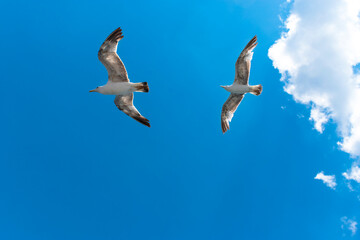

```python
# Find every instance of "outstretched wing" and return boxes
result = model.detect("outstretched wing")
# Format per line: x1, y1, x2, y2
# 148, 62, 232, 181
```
221, 94, 244, 133
98, 27, 129, 82
114, 94, 150, 127
234, 36, 258, 85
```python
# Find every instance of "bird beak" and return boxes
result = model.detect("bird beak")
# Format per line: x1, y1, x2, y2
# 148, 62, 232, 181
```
89, 89, 96, 92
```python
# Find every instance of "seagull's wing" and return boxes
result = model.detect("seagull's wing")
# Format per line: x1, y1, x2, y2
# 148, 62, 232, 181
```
114, 94, 150, 127
98, 28, 129, 83
221, 94, 244, 133
234, 36, 258, 85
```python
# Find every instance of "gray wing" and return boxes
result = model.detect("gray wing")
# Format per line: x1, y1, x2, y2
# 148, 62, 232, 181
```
114, 94, 150, 127
98, 28, 129, 82
221, 94, 244, 133
234, 36, 258, 85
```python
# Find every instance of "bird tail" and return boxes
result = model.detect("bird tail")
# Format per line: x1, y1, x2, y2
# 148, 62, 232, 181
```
250, 84, 262, 96
133, 82, 149, 92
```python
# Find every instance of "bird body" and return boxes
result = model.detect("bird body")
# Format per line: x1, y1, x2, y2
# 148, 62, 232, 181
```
220, 36, 262, 133
221, 84, 254, 95
91, 82, 148, 95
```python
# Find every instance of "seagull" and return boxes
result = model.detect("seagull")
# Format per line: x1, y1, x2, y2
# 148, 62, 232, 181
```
220, 36, 262, 133
90, 27, 150, 127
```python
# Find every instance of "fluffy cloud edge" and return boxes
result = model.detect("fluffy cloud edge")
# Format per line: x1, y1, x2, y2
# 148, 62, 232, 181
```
341, 216, 358, 236
343, 165, 360, 183
314, 171, 337, 189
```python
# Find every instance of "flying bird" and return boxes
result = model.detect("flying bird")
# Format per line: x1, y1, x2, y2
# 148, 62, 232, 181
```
220, 36, 262, 133
90, 27, 150, 127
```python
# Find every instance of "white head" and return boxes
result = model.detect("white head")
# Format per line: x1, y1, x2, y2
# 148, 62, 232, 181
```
89, 86, 104, 93
220, 85, 231, 92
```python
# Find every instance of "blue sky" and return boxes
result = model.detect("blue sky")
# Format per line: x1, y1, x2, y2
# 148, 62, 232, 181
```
1, 0, 359, 239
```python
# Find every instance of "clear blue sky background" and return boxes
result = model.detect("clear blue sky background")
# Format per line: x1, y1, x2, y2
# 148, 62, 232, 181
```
0, 0, 358, 239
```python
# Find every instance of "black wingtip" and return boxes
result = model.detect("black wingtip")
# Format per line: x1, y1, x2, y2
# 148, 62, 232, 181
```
133, 115, 151, 128
105, 27, 124, 42
221, 122, 229, 134
242, 35, 258, 53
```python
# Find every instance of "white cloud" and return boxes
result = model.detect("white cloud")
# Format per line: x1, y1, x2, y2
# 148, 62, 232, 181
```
314, 171, 337, 189
343, 165, 360, 183
341, 216, 358, 236
268, 0, 360, 157
309, 107, 328, 133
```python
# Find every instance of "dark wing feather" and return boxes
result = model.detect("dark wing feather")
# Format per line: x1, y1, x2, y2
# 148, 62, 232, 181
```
234, 36, 258, 85
114, 94, 150, 127
221, 94, 244, 133
98, 28, 129, 82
